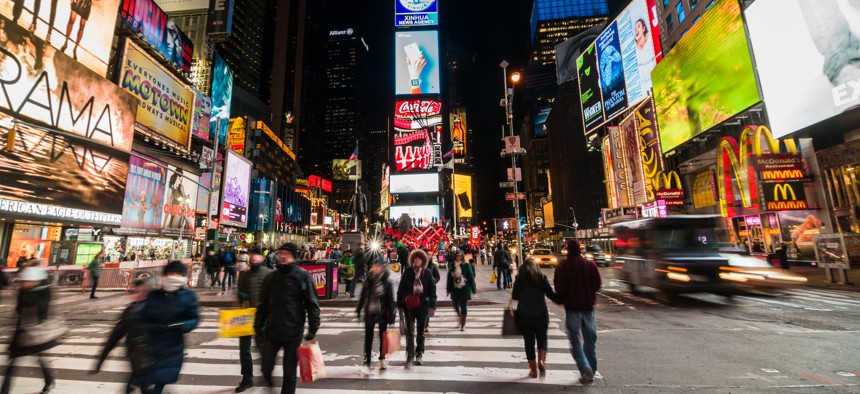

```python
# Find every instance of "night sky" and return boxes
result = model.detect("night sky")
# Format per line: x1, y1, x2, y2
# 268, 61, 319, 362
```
329, 0, 536, 222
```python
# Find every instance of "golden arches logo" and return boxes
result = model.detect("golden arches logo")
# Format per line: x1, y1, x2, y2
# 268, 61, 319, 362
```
656, 171, 682, 190
716, 125, 797, 217
772, 184, 797, 202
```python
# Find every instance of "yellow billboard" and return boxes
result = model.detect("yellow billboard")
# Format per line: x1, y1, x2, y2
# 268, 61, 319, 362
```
227, 117, 247, 155
453, 174, 473, 218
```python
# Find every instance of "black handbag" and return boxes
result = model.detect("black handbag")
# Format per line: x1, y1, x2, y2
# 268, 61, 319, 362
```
502, 309, 521, 336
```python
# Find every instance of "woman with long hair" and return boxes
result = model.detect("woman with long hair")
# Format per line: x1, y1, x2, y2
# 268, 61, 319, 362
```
508, 258, 561, 378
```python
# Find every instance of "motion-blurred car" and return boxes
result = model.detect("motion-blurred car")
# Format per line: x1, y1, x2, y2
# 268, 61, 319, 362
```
719, 254, 807, 289
528, 248, 558, 267
584, 245, 611, 267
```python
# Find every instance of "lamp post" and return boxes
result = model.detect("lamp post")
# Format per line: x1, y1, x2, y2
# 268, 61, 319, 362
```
501, 60, 524, 267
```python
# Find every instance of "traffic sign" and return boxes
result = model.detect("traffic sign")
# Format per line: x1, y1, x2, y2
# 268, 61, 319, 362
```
505, 192, 526, 201
534, 217, 543, 225
499, 181, 515, 188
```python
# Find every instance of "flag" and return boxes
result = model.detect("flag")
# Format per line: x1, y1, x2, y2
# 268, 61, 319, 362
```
348, 146, 359, 162
442, 145, 455, 159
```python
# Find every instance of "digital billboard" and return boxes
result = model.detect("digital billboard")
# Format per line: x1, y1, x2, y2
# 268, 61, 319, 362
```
395, 0, 438, 27
556, 24, 605, 86
395, 100, 443, 130
192, 89, 212, 141
652, 0, 760, 152
333, 160, 362, 181
1, 0, 121, 76
746, 0, 860, 139
578, 42, 604, 132
534, 106, 551, 137
120, 0, 194, 73
162, 167, 199, 236
208, 0, 235, 38
227, 117, 247, 155
453, 174, 473, 218
121, 41, 194, 149
390, 173, 440, 193
597, 22, 628, 120
449, 107, 468, 157
157, 0, 210, 12
389, 204, 440, 226
616, 0, 663, 104
211, 55, 234, 145
221, 149, 251, 227
120, 155, 166, 235
395, 30, 440, 95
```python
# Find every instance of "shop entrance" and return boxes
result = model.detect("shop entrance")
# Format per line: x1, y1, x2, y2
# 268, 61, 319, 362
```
732, 213, 782, 255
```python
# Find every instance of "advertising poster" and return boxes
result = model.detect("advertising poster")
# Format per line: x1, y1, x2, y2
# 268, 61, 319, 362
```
449, 107, 468, 157
635, 99, 664, 201
394, 100, 441, 171
332, 160, 362, 180
221, 150, 251, 227
556, 24, 605, 86
620, 114, 647, 205
390, 173, 439, 193
162, 166, 199, 236
389, 205, 440, 226
602, 136, 618, 208
192, 89, 212, 141
597, 22, 628, 120
211, 55, 234, 145
746, 0, 860, 139
395, 30, 440, 95
208, 0, 235, 37
578, 43, 604, 132
157, 0, 210, 12
301, 264, 328, 297
120, 41, 194, 149
652, 0, 759, 152
0, 0, 121, 76
395, 0, 438, 27
381, 164, 390, 190
227, 117, 247, 155
197, 172, 211, 214
453, 174, 474, 218
616, 0, 662, 105
120, 155, 167, 235
119, 0, 194, 73
534, 106, 551, 137
608, 126, 634, 207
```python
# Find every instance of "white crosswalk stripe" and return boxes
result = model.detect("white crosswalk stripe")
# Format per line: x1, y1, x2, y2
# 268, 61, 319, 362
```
0, 304, 594, 392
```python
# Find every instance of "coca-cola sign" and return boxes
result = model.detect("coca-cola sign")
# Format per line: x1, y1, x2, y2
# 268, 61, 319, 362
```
395, 100, 442, 118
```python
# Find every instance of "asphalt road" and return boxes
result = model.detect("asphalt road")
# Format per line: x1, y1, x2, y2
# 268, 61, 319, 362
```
0, 262, 858, 393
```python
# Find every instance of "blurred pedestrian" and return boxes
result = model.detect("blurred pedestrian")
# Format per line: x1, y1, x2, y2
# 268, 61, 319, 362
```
356, 258, 395, 373
554, 240, 601, 385
340, 250, 355, 298
93, 278, 155, 393
255, 243, 321, 394
138, 261, 200, 393
221, 248, 237, 292
397, 249, 437, 368
493, 244, 512, 290
0, 267, 56, 394
510, 258, 561, 378
423, 250, 441, 334
446, 251, 476, 331
234, 248, 271, 392
236, 249, 249, 273
204, 249, 221, 289
88, 248, 105, 299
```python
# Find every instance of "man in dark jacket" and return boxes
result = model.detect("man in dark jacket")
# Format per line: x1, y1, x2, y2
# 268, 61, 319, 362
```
493, 244, 512, 290
234, 248, 271, 392
553, 239, 601, 385
204, 250, 221, 289
396, 249, 437, 368
256, 243, 321, 394
221, 247, 237, 292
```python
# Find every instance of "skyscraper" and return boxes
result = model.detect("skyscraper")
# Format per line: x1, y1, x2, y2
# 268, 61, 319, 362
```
529, 0, 609, 65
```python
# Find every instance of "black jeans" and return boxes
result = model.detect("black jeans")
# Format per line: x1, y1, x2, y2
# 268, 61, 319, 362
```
497, 268, 509, 289
1, 354, 53, 394
452, 296, 468, 316
518, 313, 549, 360
222, 266, 236, 290
90, 275, 99, 297
261, 339, 302, 394
208, 272, 221, 287
363, 314, 389, 364
239, 335, 253, 380
405, 309, 428, 359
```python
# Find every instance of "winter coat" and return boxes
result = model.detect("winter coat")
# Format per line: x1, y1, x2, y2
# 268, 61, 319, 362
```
204, 254, 221, 274
138, 287, 200, 386
9, 282, 53, 358
237, 266, 272, 308
264, 251, 278, 269
222, 251, 236, 267
427, 261, 441, 284
96, 301, 152, 378
512, 273, 561, 327
493, 249, 512, 270
353, 249, 368, 280
88, 256, 104, 277
396, 266, 438, 311
446, 261, 477, 301
554, 255, 602, 311
356, 270, 396, 324
255, 264, 321, 342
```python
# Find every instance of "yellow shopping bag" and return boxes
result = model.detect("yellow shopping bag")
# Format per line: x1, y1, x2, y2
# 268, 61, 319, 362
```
490, 272, 497, 284
218, 308, 256, 338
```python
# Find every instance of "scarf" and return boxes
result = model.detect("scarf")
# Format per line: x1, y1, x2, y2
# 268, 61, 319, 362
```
453, 262, 465, 289
412, 267, 424, 295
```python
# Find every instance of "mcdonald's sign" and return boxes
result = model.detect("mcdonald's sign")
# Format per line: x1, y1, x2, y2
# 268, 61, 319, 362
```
655, 170, 685, 206
763, 181, 808, 211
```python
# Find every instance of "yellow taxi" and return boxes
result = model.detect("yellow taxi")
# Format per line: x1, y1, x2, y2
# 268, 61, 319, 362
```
528, 248, 559, 267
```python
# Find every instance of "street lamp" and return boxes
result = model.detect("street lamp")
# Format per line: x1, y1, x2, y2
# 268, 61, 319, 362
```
500, 60, 524, 267
510, 72, 521, 83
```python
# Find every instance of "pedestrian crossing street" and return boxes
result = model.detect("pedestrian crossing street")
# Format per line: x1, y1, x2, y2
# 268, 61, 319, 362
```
0, 303, 595, 393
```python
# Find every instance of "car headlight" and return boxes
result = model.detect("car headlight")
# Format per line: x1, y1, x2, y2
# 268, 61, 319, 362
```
604, 253, 612, 259
550, 257, 557, 262
585, 253, 594, 260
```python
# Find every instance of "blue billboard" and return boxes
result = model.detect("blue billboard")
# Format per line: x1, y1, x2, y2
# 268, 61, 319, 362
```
597, 21, 628, 120
210, 55, 234, 145
395, 0, 438, 26
534, 106, 551, 137
395, 31, 441, 95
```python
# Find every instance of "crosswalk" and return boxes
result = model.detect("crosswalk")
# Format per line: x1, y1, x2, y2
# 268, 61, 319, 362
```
0, 303, 593, 393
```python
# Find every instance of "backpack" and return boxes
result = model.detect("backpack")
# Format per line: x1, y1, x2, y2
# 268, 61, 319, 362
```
224, 252, 234, 264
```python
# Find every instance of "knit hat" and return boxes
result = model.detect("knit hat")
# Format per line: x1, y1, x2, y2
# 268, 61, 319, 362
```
279, 243, 298, 258
163, 260, 187, 276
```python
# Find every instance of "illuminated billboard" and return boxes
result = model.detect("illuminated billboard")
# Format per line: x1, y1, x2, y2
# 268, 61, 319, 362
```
211, 55, 234, 145
534, 106, 551, 137
652, 0, 760, 152
226, 117, 247, 155
395, 30, 440, 95
453, 174, 473, 218
390, 173, 440, 193
746, 0, 860, 139
333, 160, 362, 181
157, 0, 210, 12
120, 0, 194, 73
389, 204, 440, 226
221, 149, 251, 227
192, 89, 212, 141
578, 43, 604, 131
0, 0, 121, 76
395, 0, 438, 27
120, 155, 166, 235
395, 100, 443, 130
615, 0, 663, 105
596, 22, 628, 120
162, 167, 199, 236
120, 41, 194, 149
449, 107, 468, 157
394, 100, 442, 171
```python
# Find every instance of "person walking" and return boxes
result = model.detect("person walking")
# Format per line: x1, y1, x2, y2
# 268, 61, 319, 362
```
255, 243, 321, 394
493, 244, 512, 290
396, 249, 437, 368
236, 249, 250, 273
509, 258, 561, 378
234, 248, 271, 392
446, 251, 476, 331
138, 261, 200, 393
423, 250, 441, 334
339, 250, 356, 297
554, 239, 602, 385
204, 249, 222, 289
93, 278, 155, 393
221, 248, 237, 292
88, 249, 105, 299
356, 258, 396, 373
0, 267, 56, 394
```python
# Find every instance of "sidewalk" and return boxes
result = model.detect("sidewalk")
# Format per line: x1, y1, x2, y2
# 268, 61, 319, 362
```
788, 266, 860, 292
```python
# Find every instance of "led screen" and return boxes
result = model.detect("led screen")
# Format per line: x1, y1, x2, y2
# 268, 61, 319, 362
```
395, 0, 438, 26
449, 107, 468, 157
534, 106, 551, 137
652, 0, 760, 152
390, 173, 440, 193
616, 0, 663, 104
395, 31, 440, 95
453, 174, 473, 218
162, 166, 198, 236
121, 155, 166, 235
120, 0, 194, 73
221, 149, 251, 227
597, 21, 628, 120
389, 204, 440, 226
211, 55, 234, 145
192, 89, 212, 141
746, 0, 860, 138
578, 42, 605, 131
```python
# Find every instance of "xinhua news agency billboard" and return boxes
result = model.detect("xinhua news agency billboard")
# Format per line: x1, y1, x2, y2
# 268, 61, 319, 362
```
395, 0, 438, 27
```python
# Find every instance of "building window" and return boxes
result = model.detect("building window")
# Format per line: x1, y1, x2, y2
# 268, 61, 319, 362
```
690, 0, 698, 8
707, 0, 715, 8
663, 0, 670, 8
666, 14, 675, 33
676, 2, 686, 23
